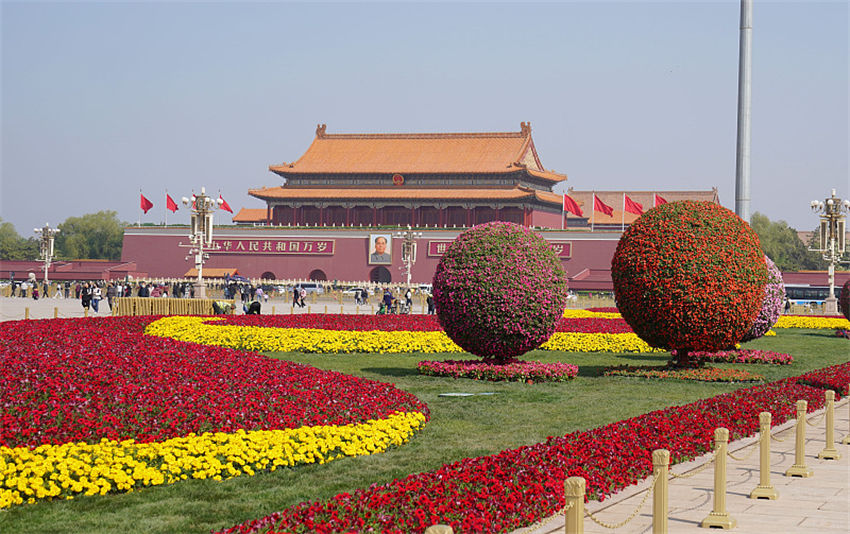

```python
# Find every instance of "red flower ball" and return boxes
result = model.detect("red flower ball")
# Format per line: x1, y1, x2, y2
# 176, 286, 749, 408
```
839, 279, 850, 321
611, 201, 768, 353
432, 222, 569, 360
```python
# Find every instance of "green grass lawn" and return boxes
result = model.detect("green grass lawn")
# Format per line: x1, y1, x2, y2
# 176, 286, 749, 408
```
1, 329, 846, 534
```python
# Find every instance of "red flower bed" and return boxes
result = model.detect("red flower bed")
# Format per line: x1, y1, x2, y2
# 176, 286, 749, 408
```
0, 317, 428, 448
417, 359, 579, 383
218, 376, 829, 534
677, 349, 793, 365
796, 362, 850, 397
218, 314, 634, 334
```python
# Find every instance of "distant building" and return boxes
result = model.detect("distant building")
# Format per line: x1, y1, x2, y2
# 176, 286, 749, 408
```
121, 124, 724, 285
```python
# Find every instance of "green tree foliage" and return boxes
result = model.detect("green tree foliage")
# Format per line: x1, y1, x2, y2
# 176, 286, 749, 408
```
750, 212, 827, 271
0, 218, 39, 260
56, 211, 127, 260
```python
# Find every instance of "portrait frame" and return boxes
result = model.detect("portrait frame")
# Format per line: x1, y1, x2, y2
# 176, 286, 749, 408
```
368, 233, 392, 265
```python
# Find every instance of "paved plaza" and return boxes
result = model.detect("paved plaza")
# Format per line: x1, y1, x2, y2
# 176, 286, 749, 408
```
522, 398, 850, 534
0, 295, 429, 322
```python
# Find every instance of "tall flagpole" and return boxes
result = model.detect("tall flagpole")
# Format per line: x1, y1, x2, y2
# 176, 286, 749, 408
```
735, 0, 753, 222
138, 188, 142, 227
165, 189, 169, 227
561, 195, 565, 230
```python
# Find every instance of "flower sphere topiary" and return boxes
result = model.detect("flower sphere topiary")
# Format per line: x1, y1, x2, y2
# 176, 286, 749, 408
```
611, 201, 768, 364
839, 279, 850, 321
741, 256, 785, 342
432, 222, 569, 360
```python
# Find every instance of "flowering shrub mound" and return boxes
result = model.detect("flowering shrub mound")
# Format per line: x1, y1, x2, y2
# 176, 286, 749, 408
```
741, 256, 785, 342
840, 279, 850, 321
602, 365, 764, 383
673, 349, 793, 365
218, 375, 829, 534
417, 359, 578, 383
222, 313, 444, 331
433, 222, 569, 360
611, 201, 768, 364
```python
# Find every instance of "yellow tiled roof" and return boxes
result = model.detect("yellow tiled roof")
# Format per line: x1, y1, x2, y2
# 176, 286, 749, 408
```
232, 208, 267, 223
248, 186, 562, 206
268, 123, 566, 183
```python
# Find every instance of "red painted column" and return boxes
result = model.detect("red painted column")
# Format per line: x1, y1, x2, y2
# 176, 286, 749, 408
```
266, 205, 271, 225
346, 207, 351, 227
293, 206, 299, 226
373, 207, 378, 226
438, 207, 444, 227
466, 207, 472, 227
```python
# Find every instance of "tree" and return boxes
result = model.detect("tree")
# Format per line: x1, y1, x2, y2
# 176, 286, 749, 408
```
750, 212, 827, 271
55, 211, 127, 260
0, 218, 39, 260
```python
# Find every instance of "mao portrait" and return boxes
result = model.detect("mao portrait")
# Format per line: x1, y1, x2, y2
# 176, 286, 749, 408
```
368, 234, 392, 264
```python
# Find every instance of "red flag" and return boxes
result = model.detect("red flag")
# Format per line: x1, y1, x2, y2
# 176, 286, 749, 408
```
140, 194, 154, 214
593, 195, 614, 217
654, 194, 668, 207
563, 195, 583, 217
166, 194, 179, 213
219, 195, 233, 213
624, 194, 644, 215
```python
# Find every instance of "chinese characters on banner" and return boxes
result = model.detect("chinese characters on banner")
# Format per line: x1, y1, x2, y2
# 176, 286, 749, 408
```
428, 240, 572, 259
210, 239, 335, 255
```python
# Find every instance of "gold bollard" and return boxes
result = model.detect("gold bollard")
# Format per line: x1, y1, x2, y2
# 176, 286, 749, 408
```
564, 476, 585, 534
750, 412, 779, 499
701, 427, 736, 529
818, 390, 841, 460
25, 307, 30, 320
84, 308, 88, 318
652, 449, 669, 534
842, 383, 850, 445
290, 305, 294, 314
54, 307, 59, 319
423, 526, 453, 534
785, 400, 813, 477
371, 304, 374, 315
340, 305, 343, 314
272, 306, 276, 315
307, 305, 311, 314
356, 305, 360, 315
324, 304, 328, 314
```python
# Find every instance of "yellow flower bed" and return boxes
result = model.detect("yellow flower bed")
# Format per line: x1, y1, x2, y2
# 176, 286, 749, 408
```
543, 332, 664, 353
562, 309, 622, 319
146, 316, 660, 354
0, 411, 425, 509
774, 315, 850, 330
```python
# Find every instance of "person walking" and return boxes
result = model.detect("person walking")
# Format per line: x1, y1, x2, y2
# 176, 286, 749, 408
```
299, 286, 307, 308
91, 284, 102, 313
292, 286, 300, 307
81, 282, 92, 311
106, 282, 117, 311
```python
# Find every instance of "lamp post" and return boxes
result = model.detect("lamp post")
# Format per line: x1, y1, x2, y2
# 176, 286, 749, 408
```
809, 189, 849, 315
394, 225, 423, 287
179, 187, 223, 298
33, 223, 59, 285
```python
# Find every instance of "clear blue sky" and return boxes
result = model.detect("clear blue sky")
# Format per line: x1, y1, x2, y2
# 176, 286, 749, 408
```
2, 1, 847, 236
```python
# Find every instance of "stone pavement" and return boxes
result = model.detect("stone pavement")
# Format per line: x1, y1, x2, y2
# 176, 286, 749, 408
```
0, 295, 428, 321
519, 397, 850, 534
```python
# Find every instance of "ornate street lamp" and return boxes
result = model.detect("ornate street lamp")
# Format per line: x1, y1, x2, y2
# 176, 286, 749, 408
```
179, 187, 223, 298
394, 225, 423, 287
33, 223, 59, 285
809, 189, 849, 314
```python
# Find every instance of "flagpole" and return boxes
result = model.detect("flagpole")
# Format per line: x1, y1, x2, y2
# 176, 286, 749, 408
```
591, 192, 595, 232
622, 193, 626, 232
165, 189, 169, 227
138, 188, 142, 227
561, 195, 565, 230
